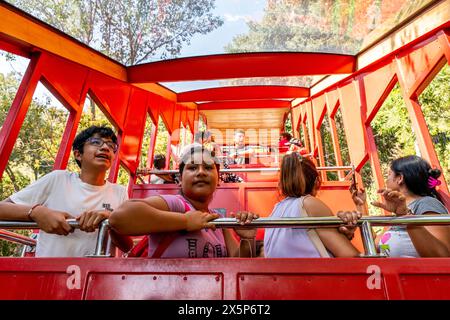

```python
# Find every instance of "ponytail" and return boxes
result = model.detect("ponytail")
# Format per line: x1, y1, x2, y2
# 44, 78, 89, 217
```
279, 153, 319, 198
391, 155, 443, 203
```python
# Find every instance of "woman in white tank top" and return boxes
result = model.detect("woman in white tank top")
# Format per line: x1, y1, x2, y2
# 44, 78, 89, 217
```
264, 153, 361, 258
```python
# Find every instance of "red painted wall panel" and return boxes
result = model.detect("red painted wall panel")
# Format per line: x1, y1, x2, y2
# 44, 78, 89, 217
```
85, 273, 223, 300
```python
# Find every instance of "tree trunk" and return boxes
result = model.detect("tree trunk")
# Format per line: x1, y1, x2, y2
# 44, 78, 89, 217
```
5, 165, 20, 193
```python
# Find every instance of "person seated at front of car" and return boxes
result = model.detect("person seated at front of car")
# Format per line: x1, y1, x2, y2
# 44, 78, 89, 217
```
228, 129, 252, 165
0, 126, 133, 257
178, 131, 211, 158
278, 132, 292, 154
339, 155, 450, 257
286, 137, 309, 156
109, 146, 259, 258
149, 154, 175, 184
264, 153, 361, 258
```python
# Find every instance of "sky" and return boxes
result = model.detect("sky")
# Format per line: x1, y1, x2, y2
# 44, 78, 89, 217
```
0, 0, 267, 95
179, 0, 265, 58
162, 0, 266, 92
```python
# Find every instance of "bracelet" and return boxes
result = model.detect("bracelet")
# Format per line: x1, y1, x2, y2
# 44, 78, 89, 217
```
27, 204, 42, 221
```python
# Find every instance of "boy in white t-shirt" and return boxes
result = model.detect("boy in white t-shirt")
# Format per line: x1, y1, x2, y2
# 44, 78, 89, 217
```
0, 126, 133, 257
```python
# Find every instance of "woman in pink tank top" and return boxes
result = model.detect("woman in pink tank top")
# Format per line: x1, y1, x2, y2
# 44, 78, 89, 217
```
110, 146, 259, 258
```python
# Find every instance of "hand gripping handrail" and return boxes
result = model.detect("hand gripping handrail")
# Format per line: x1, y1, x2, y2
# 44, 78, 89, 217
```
211, 215, 450, 257
1, 215, 449, 257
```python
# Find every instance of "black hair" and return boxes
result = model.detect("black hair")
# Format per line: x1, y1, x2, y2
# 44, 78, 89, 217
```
72, 125, 117, 168
391, 155, 442, 202
280, 132, 292, 141
178, 146, 220, 176
153, 154, 166, 170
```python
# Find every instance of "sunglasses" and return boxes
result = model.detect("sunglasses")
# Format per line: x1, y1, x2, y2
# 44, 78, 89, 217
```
86, 137, 118, 153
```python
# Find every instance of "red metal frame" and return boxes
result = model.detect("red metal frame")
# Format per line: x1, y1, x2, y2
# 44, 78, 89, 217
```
197, 100, 291, 111
0, 26, 439, 187
177, 86, 309, 102
128, 52, 355, 83
0, 1, 449, 301
0, 53, 42, 179
2, 257, 450, 300
291, 28, 450, 191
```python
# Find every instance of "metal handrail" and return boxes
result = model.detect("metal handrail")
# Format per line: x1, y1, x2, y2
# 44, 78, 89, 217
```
0, 229, 36, 246
211, 215, 450, 228
0, 219, 111, 258
1, 215, 450, 258
137, 166, 354, 175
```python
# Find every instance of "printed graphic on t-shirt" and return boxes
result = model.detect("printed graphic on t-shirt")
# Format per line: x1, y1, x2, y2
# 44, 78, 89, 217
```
187, 239, 198, 258
379, 232, 391, 257
186, 238, 225, 258
102, 203, 112, 211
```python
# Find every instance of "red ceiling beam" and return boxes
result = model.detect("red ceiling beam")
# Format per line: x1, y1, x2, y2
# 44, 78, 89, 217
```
128, 52, 355, 83
197, 100, 291, 110
177, 85, 310, 102
0, 36, 32, 58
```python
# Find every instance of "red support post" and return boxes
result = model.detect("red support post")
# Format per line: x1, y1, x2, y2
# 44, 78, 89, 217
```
395, 57, 448, 193
0, 52, 42, 179
328, 116, 345, 180
315, 127, 327, 181
147, 121, 158, 169
53, 110, 83, 170
355, 75, 387, 215
165, 133, 172, 170
52, 72, 89, 170
437, 30, 450, 63
108, 131, 123, 183
301, 121, 310, 153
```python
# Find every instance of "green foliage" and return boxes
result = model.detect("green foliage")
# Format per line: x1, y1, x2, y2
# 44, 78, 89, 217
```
9, 0, 223, 65
226, 1, 361, 55
154, 117, 169, 157
0, 230, 32, 257
0, 71, 67, 256
284, 113, 292, 134
320, 115, 337, 167
225, 0, 448, 210
138, 116, 169, 171
361, 83, 417, 212
224, 0, 361, 89
362, 66, 450, 213
320, 115, 338, 181
419, 64, 450, 182
371, 83, 417, 167
0, 73, 70, 199
334, 108, 350, 166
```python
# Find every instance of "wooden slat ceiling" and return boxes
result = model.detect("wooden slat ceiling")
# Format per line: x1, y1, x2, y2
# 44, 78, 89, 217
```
197, 100, 290, 139
202, 108, 287, 130
201, 107, 288, 144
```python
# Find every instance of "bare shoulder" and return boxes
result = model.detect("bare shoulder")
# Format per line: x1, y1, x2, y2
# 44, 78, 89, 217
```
303, 196, 333, 217
128, 195, 170, 211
